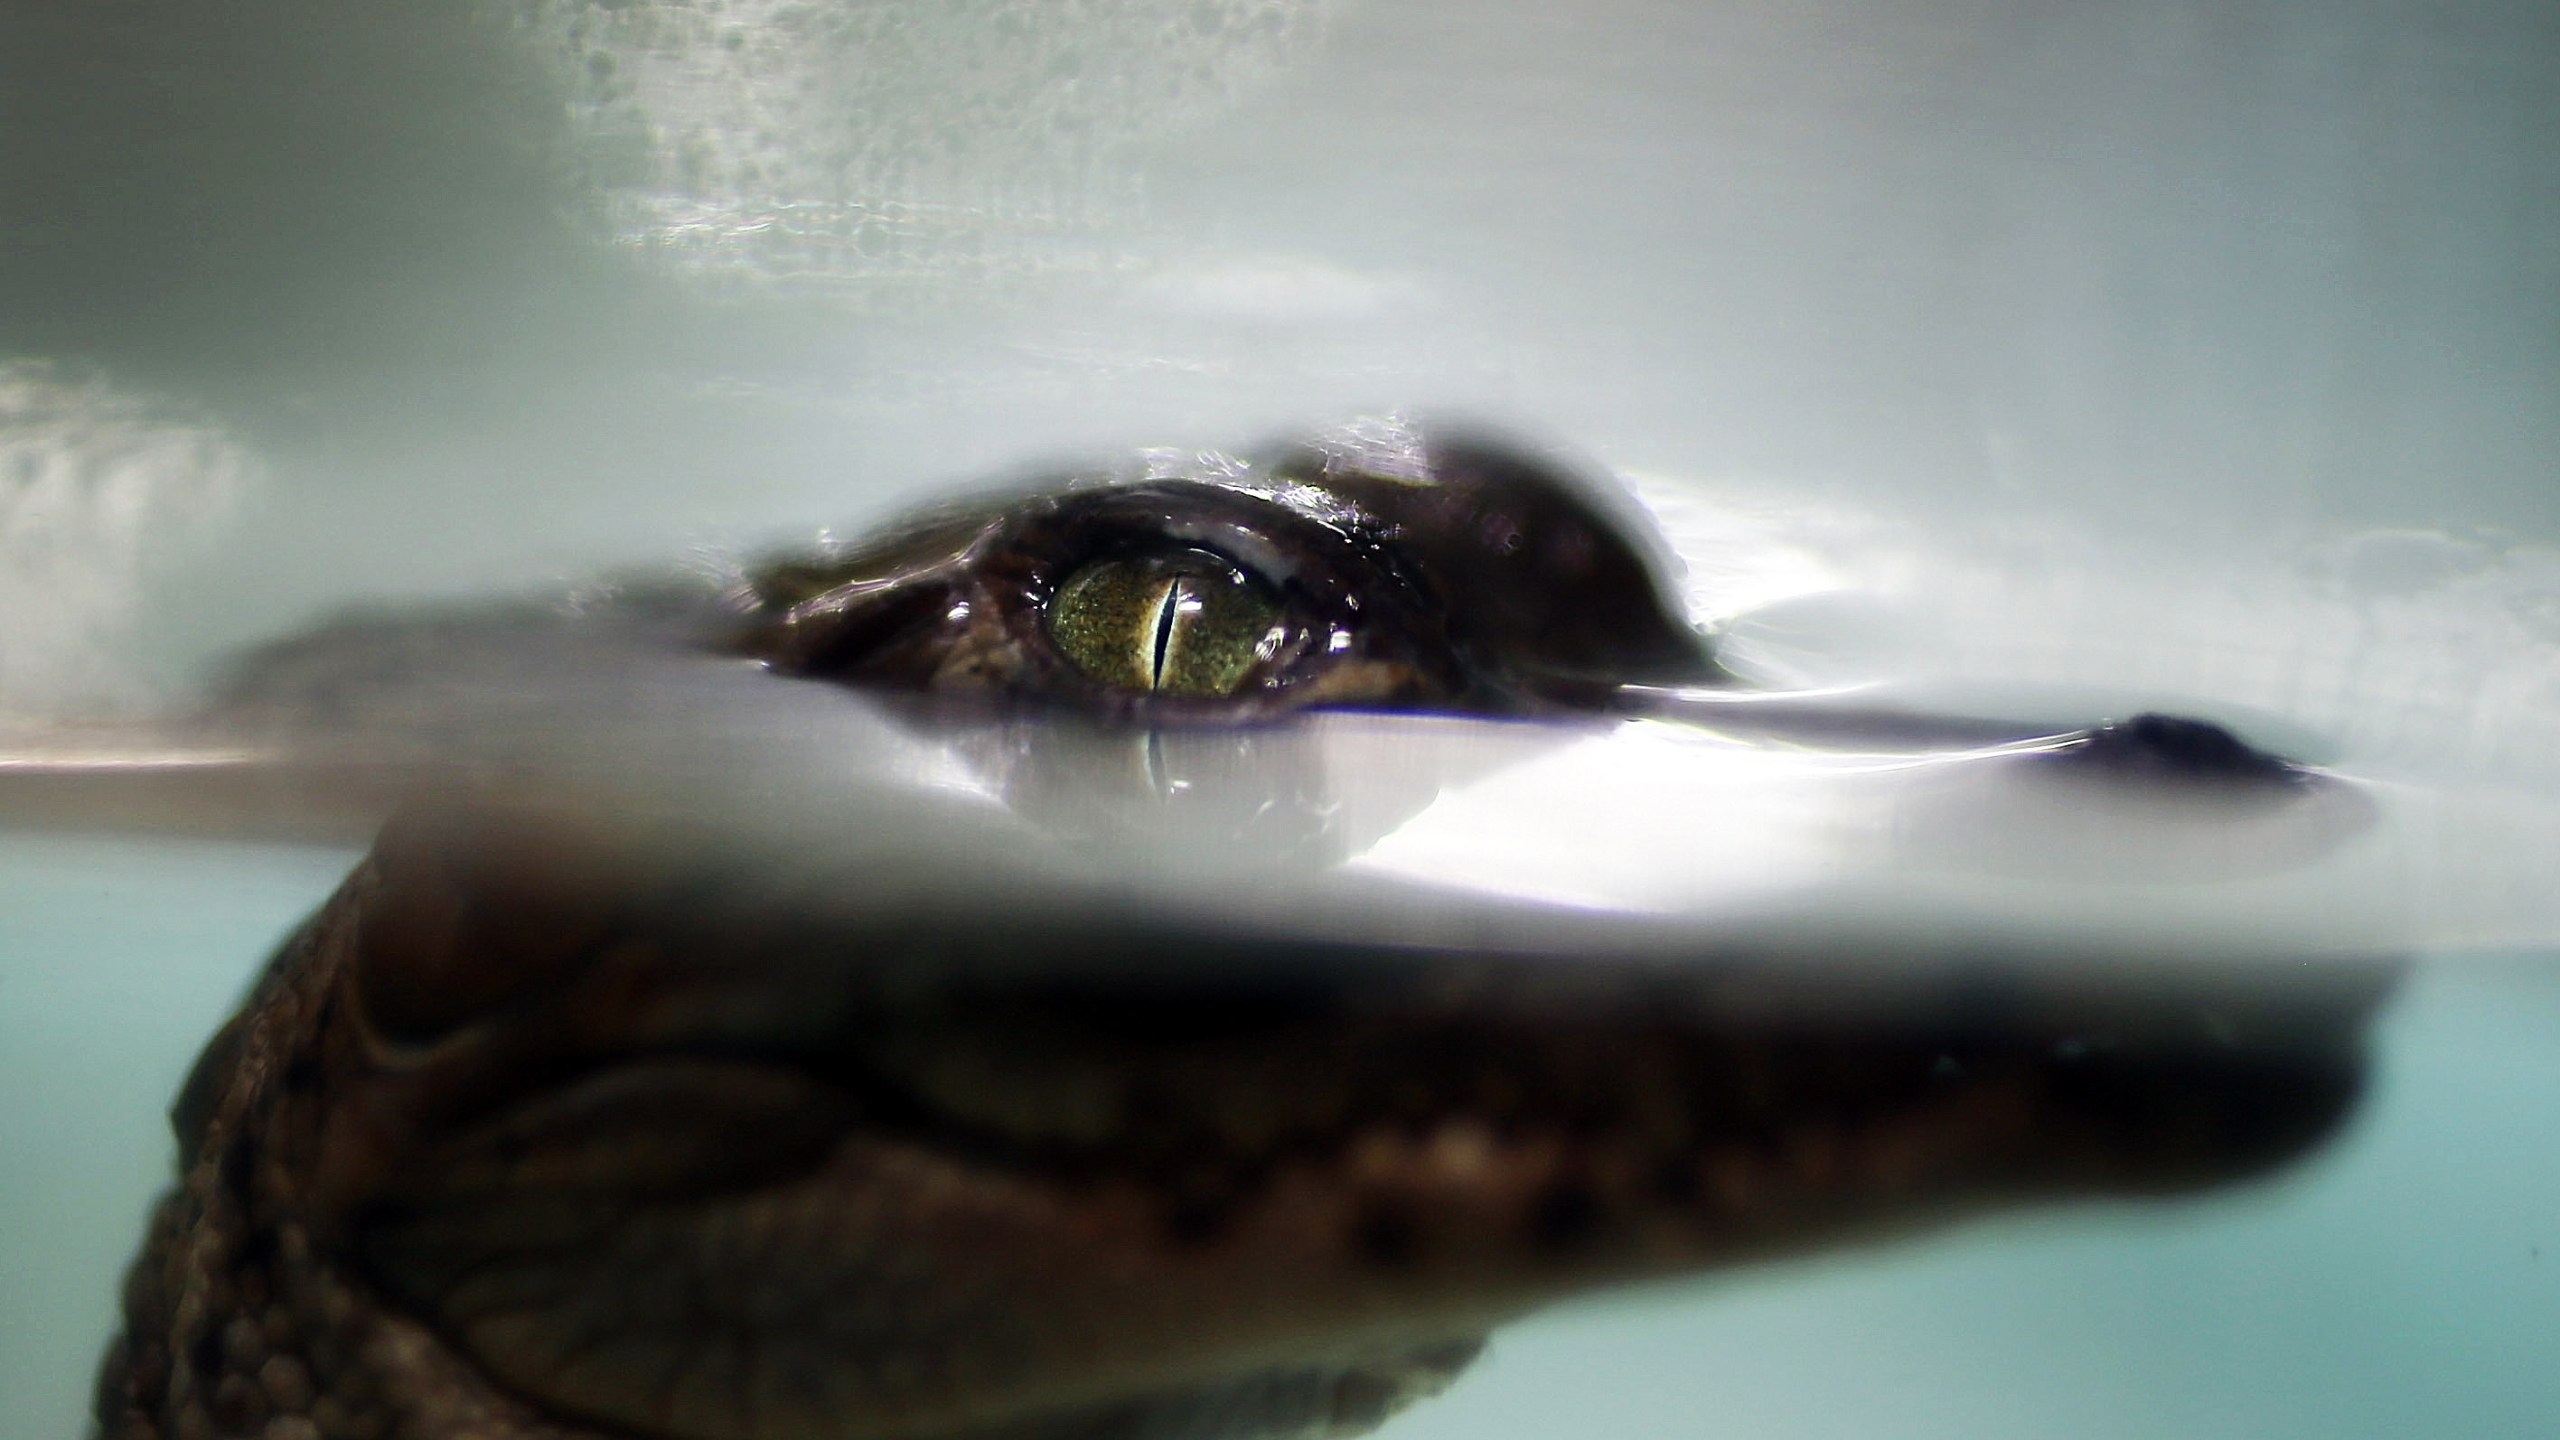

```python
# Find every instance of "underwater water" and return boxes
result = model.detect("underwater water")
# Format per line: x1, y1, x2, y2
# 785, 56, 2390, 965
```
6, 843, 2558, 1437
2, 0, 2555, 1435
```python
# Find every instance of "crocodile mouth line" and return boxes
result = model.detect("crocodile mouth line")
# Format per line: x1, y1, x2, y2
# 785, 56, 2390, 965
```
283, 804, 2392, 1440
356, 946, 2378, 1269
328, 951, 2375, 1440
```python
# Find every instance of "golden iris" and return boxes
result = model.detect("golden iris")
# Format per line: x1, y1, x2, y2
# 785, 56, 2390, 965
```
1048, 554, 1281, 697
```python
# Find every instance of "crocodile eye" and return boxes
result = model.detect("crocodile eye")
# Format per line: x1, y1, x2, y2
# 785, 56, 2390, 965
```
1048, 552, 1282, 698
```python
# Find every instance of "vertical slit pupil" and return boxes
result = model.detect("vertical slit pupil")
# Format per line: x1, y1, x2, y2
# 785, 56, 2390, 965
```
1148, 578, 1185, 690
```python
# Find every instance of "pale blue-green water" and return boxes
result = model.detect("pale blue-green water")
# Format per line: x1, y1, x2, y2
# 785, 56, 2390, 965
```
0, 839, 356, 1428
5, 839, 2557, 1436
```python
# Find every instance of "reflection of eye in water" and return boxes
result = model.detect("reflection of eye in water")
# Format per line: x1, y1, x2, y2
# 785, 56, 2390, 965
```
952, 717, 1527, 872
0, 364, 250, 714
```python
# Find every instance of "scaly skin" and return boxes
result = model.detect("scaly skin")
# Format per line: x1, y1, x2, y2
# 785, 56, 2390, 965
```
95, 798, 2389, 1440
98, 819, 1492, 1440
94, 429, 2395, 1440
97, 860, 600, 1440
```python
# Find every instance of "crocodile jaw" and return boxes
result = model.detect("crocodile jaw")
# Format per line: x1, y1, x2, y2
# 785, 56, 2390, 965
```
102, 796, 2388, 1440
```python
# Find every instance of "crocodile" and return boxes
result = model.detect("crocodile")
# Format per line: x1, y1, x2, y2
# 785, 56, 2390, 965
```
85, 425, 2395, 1440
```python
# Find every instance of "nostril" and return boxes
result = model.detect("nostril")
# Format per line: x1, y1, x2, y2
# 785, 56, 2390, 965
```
2052, 712, 2304, 786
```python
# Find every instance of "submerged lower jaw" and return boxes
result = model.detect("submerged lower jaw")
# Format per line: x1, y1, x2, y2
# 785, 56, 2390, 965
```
354, 1081, 2000, 1440
352, 951, 2389, 1265
339, 987, 2372, 1440
827, 989, 2380, 1223
316, 884, 2394, 1440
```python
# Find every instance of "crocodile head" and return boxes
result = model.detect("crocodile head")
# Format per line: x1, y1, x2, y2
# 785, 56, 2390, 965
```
98, 425, 2397, 1440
